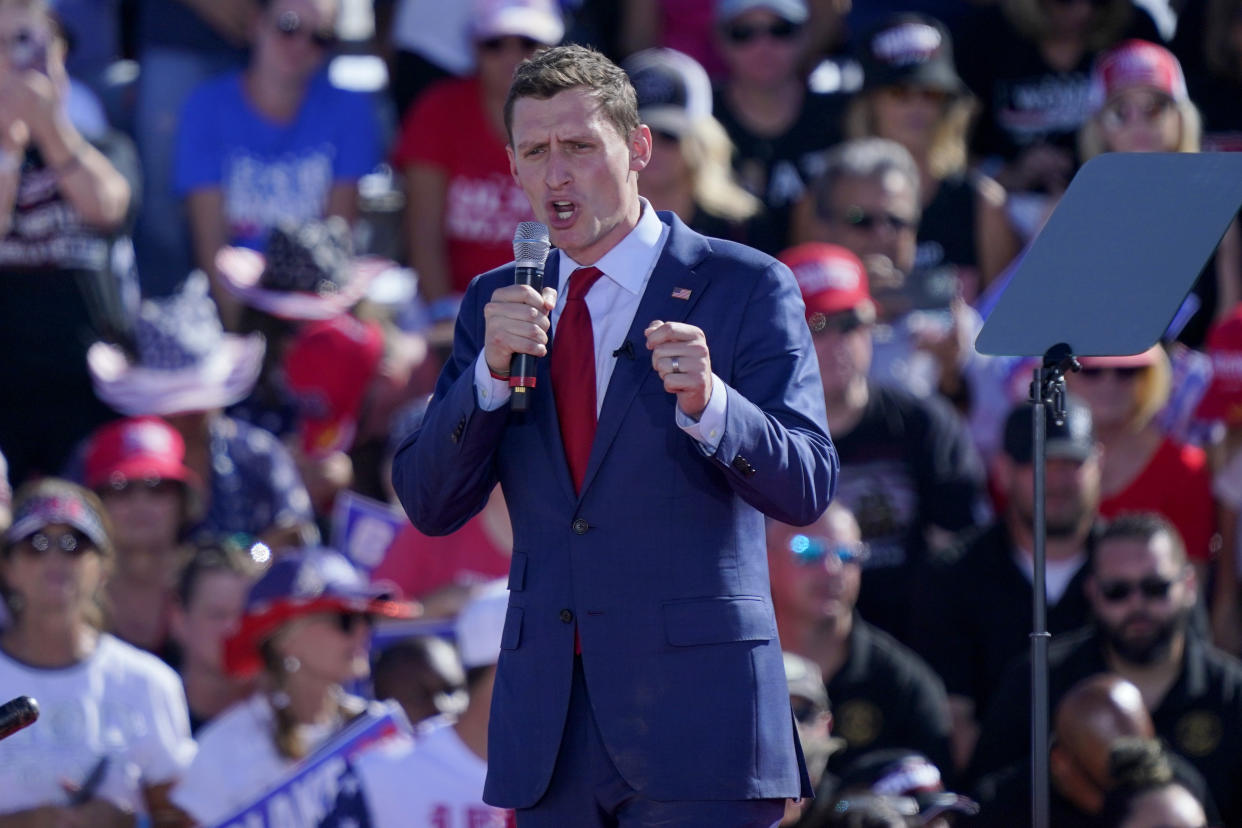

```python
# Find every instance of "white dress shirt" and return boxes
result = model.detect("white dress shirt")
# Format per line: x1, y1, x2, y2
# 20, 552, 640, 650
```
473, 201, 727, 452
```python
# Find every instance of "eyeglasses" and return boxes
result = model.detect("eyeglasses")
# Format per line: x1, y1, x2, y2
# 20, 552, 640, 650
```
1078, 365, 1144, 381
836, 206, 915, 232
789, 534, 870, 566
882, 85, 951, 106
14, 530, 95, 558
790, 696, 825, 724
335, 611, 373, 635
808, 310, 869, 336
725, 19, 801, 45
273, 10, 337, 49
1099, 94, 1175, 129
1097, 575, 1176, 602
478, 35, 541, 54
103, 476, 181, 498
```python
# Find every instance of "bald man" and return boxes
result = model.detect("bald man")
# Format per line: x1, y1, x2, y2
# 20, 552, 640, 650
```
968, 674, 1216, 827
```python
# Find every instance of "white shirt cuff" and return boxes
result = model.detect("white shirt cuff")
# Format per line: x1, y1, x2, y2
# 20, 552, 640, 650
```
474, 353, 512, 411
676, 372, 727, 453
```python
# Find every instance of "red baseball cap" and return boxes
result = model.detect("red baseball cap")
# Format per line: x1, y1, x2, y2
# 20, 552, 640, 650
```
779, 243, 874, 329
1091, 39, 1188, 108
1197, 309, 1242, 425
84, 417, 196, 490
283, 316, 385, 458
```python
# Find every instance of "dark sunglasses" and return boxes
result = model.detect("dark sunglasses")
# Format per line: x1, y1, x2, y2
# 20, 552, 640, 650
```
478, 35, 541, 54
274, 10, 337, 49
335, 611, 373, 635
808, 310, 869, 336
1097, 576, 1175, 603
788, 534, 870, 566
837, 206, 914, 232
13, 529, 95, 558
790, 696, 824, 724
104, 476, 181, 498
725, 19, 800, 44
1078, 365, 1144, 380
1100, 94, 1175, 129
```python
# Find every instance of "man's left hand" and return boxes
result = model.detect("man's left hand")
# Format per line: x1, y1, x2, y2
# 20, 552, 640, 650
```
645, 320, 712, 419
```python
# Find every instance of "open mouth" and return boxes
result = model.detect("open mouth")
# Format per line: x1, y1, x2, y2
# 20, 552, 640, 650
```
550, 200, 575, 222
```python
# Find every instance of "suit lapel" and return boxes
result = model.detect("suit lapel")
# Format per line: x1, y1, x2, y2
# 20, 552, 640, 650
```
578, 215, 711, 497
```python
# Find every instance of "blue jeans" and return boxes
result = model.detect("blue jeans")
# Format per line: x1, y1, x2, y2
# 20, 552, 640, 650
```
132, 47, 244, 296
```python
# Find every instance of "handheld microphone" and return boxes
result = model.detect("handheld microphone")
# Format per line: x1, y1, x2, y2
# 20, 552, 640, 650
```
509, 221, 551, 413
0, 696, 38, 741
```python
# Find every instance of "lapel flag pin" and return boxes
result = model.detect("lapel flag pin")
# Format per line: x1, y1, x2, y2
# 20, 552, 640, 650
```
671, 287, 692, 300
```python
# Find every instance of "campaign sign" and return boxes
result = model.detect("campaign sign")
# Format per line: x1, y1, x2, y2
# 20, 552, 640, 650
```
330, 490, 407, 575
209, 703, 411, 828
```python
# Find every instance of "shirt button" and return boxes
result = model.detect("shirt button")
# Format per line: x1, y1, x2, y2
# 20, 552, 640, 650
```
559, 609, 574, 624
572, 518, 589, 534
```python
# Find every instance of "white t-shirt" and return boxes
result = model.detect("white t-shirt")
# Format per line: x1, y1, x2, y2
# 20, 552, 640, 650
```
355, 719, 508, 828
170, 692, 339, 825
0, 633, 195, 815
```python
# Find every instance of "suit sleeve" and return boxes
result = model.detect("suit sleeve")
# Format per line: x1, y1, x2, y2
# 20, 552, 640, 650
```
390, 277, 510, 536
707, 259, 838, 526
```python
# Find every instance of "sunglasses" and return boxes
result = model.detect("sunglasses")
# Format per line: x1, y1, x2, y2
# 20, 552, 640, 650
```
809, 310, 869, 336
882, 84, 951, 105
725, 19, 800, 45
13, 529, 95, 558
1097, 575, 1175, 602
273, 10, 337, 49
478, 35, 541, 54
335, 611, 373, 635
788, 534, 870, 566
1078, 365, 1144, 380
1099, 94, 1175, 129
103, 476, 181, 498
836, 206, 915, 232
790, 696, 824, 724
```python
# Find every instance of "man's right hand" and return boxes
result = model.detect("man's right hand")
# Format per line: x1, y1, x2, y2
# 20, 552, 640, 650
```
482, 284, 557, 378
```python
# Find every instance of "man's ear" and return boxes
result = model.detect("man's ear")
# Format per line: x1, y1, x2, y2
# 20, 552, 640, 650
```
629, 124, 653, 172
507, 145, 519, 184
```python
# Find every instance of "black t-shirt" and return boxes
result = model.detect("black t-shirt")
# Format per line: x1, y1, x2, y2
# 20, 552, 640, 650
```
969, 627, 1242, 824
916, 171, 979, 275
825, 616, 954, 778
955, 4, 1162, 167
713, 87, 846, 255
910, 522, 1096, 716
833, 384, 989, 644
1170, 0, 1242, 153
0, 130, 139, 484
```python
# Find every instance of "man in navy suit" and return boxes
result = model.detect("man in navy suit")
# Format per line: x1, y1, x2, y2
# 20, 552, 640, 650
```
392, 43, 837, 826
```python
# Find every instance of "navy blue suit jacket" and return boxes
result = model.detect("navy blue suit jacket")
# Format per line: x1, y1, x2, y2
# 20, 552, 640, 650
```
392, 213, 837, 808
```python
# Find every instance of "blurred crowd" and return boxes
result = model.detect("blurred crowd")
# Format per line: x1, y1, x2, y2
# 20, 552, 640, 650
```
1, 0, 1242, 825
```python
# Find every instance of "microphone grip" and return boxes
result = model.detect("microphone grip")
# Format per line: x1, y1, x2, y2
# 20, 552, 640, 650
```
0, 696, 38, 741
509, 264, 544, 413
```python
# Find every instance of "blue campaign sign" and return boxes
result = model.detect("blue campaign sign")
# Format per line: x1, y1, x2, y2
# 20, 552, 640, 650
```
209, 703, 412, 828
330, 491, 408, 575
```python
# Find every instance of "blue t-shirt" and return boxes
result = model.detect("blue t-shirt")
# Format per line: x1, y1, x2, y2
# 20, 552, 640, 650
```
175, 70, 381, 250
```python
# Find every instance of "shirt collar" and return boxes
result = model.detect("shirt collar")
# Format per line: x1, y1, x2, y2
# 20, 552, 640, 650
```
558, 199, 665, 296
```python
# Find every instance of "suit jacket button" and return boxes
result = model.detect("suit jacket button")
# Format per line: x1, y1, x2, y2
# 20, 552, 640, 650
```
559, 609, 574, 623
572, 518, 589, 534
731, 455, 756, 477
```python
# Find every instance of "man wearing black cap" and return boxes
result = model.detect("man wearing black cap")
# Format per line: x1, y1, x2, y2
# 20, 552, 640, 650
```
910, 398, 1101, 772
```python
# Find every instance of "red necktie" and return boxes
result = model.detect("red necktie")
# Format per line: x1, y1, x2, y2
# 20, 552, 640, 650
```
551, 266, 606, 494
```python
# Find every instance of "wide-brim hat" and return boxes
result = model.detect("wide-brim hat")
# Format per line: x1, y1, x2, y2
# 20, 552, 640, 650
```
223, 547, 417, 677
88, 334, 265, 417
216, 247, 397, 322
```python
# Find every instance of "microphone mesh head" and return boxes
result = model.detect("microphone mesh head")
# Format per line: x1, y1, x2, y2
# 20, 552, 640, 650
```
513, 222, 551, 267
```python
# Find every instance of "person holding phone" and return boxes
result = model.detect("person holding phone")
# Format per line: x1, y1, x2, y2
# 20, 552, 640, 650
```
0, 0, 137, 492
